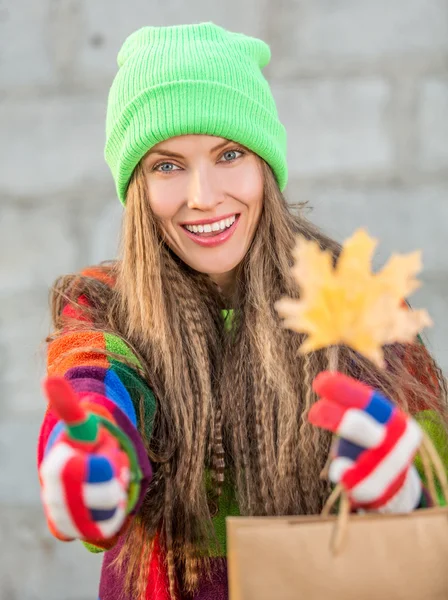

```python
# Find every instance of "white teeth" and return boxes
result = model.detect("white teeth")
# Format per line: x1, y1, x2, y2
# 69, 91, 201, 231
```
184, 214, 237, 234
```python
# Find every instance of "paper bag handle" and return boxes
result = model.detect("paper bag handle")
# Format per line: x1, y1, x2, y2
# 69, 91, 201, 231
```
321, 432, 448, 554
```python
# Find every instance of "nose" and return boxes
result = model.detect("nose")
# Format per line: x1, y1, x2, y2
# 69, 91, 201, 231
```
186, 165, 222, 211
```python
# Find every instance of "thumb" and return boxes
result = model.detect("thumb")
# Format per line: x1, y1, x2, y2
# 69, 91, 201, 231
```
43, 377, 99, 444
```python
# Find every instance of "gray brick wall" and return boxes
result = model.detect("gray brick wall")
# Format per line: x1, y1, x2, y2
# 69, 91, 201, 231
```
1, 1, 447, 598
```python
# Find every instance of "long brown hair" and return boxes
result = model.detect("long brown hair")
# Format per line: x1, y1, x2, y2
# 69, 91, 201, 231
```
49, 160, 447, 598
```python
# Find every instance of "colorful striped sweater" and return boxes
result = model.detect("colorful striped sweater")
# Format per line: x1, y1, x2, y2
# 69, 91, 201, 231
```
37, 265, 447, 600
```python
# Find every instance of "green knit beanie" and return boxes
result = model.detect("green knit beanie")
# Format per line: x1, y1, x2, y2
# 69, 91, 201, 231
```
105, 23, 288, 204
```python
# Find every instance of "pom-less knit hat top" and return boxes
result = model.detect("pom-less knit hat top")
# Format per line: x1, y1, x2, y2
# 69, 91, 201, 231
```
105, 22, 288, 204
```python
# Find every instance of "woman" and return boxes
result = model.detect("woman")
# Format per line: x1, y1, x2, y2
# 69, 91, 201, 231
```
37, 23, 447, 600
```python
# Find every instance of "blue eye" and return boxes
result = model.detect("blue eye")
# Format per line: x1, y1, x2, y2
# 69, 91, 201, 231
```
221, 149, 243, 162
154, 162, 180, 172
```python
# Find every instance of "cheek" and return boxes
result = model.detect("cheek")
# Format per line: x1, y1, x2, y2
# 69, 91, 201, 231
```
228, 163, 264, 214
145, 180, 182, 223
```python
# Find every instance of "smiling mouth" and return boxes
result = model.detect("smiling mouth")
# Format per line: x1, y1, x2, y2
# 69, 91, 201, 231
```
180, 214, 241, 247
182, 214, 239, 238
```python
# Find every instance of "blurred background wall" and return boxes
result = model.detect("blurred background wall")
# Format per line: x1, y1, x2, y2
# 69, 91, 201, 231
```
0, 1, 447, 598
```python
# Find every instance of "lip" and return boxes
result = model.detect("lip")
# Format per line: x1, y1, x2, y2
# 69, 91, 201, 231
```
181, 214, 240, 248
180, 212, 239, 227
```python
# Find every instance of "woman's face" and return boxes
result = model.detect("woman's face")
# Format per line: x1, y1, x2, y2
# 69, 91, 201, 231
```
142, 135, 264, 285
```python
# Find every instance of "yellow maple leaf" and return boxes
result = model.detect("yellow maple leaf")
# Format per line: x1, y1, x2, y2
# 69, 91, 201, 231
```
275, 229, 432, 367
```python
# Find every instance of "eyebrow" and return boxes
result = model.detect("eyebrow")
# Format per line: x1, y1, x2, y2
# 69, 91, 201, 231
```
146, 138, 232, 160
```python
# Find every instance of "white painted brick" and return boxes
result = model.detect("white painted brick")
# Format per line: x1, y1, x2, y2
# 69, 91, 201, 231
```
0, 286, 50, 416
413, 274, 448, 374
0, 98, 110, 196
77, 0, 269, 79
0, 417, 43, 505
274, 79, 393, 177
89, 201, 123, 264
292, 0, 448, 64
47, 0, 84, 82
0, 0, 55, 87
0, 204, 79, 294
0, 506, 102, 599
418, 78, 448, 170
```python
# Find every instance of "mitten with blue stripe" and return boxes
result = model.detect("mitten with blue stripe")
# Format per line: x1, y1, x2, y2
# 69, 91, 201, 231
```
309, 371, 423, 512
39, 377, 137, 541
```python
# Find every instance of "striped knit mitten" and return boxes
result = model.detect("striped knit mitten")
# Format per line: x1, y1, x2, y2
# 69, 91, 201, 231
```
309, 371, 423, 512
39, 377, 136, 541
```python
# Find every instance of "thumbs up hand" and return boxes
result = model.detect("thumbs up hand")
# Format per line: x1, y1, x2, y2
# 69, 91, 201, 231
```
39, 377, 132, 541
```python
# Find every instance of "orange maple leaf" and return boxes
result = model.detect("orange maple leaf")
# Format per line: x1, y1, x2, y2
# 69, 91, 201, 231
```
275, 229, 432, 367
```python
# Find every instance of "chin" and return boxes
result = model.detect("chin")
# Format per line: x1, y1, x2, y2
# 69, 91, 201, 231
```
192, 257, 242, 275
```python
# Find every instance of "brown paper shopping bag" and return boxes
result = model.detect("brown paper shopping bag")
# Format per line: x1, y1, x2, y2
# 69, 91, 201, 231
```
227, 434, 448, 600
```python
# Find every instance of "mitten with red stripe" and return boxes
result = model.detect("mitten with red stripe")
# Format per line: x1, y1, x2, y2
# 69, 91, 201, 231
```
39, 377, 140, 541
309, 371, 423, 512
